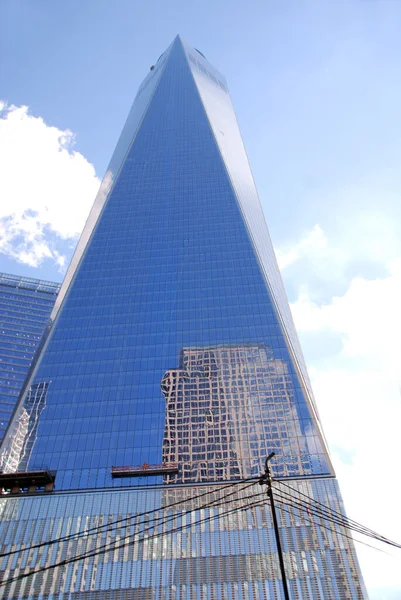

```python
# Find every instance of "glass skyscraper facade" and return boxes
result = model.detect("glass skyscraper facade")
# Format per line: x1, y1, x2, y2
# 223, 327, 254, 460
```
0, 273, 60, 444
0, 37, 367, 599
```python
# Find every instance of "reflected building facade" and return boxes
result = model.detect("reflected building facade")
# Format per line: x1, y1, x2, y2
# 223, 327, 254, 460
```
0, 37, 367, 599
1, 381, 49, 474
161, 343, 321, 484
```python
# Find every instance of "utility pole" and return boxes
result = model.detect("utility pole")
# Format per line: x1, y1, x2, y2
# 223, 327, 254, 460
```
259, 452, 290, 600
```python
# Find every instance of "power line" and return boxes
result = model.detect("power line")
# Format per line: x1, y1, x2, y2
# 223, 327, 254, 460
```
0, 476, 258, 560
0, 492, 266, 589
3, 473, 399, 592
274, 484, 401, 549
274, 486, 386, 543
274, 493, 393, 555
273, 486, 401, 550
276, 480, 398, 546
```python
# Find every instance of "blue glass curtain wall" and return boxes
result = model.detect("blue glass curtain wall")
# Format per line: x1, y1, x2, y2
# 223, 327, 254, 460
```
0, 274, 59, 443
1, 41, 329, 491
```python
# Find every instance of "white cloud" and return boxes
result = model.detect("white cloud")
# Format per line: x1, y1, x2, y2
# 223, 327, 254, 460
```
277, 214, 401, 294
0, 102, 100, 268
292, 259, 401, 367
283, 225, 401, 590
276, 224, 328, 270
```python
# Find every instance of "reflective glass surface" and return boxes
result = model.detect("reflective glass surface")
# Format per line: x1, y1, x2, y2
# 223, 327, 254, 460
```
0, 479, 367, 599
1, 38, 330, 489
0, 37, 366, 598
0, 273, 59, 443
182, 40, 318, 416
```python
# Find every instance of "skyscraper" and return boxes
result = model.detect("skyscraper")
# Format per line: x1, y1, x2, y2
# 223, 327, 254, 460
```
0, 273, 60, 444
0, 36, 367, 599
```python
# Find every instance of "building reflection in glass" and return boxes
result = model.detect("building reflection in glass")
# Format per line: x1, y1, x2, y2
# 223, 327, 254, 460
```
0, 382, 49, 474
161, 344, 326, 483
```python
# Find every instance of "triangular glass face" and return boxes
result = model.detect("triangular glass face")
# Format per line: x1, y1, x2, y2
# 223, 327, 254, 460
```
1, 38, 331, 490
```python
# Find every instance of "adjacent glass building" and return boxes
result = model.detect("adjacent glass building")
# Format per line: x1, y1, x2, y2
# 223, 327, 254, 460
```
0, 273, 60, 444
0, 37, 367, 599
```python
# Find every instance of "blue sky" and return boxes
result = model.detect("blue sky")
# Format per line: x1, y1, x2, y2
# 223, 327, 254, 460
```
1, 1, 401, 597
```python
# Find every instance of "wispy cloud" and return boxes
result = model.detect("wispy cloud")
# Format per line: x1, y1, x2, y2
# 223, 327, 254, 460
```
276, 213, 401, 305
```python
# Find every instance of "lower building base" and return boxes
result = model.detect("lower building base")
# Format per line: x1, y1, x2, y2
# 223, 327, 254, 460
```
0, 478, 367, 599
